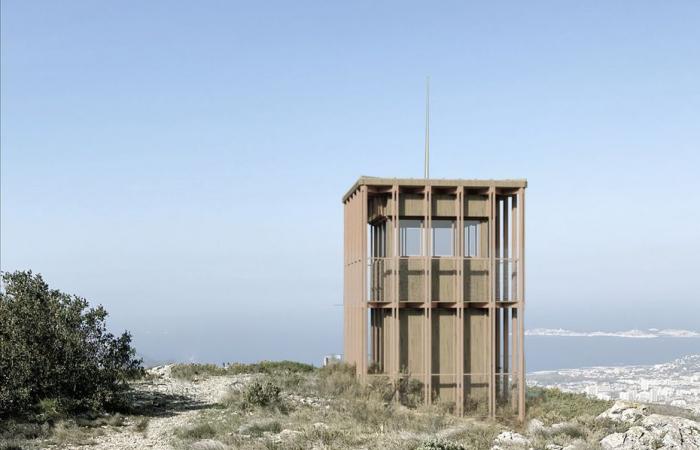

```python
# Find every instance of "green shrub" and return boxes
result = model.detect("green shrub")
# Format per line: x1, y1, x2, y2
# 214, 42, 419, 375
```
0, 271, 143, 416
36, 398, 64, 422
244, 381, 281, 407
527, 387, 611, 424
396, 377, 424, 407
174, 423, 217, 440
170, 361, 315, 381
135, 417, 149, 433
170, 363, 226, 380
318, 362, 359, 397
0, 419, 50, 442
241, 419, 282, 436
226, 360, 315, 375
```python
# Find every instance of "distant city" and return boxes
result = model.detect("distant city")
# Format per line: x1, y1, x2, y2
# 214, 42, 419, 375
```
528, 355, 700, 413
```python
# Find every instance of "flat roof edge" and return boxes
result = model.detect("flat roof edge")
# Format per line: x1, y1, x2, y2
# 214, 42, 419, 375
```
342, 176, 528, 202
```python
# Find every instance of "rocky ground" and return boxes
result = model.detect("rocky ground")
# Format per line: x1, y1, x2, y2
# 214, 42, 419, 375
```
492, 401, 700, 450
59, 366, 257, 450
3, 365, 699, 450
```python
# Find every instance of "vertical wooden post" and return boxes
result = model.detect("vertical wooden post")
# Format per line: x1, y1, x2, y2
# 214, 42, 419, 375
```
424, 185, 433, 405
392, 185, 400, 385
494, 194, 501, 410
488, 185, 496, 417
360, 186, 368, 380
517, 187, 526, 422
502, 196, 510, 401
511, 308, 518, 409
510, 193, 519, 411
343, 197, 348, 366
456, 186, 465, 415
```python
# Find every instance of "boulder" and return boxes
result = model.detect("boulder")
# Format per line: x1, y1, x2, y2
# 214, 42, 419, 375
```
596, 401, 647, 424
527, 419, 545, 435
492, 430, 531, 449
598, 402, 700, 449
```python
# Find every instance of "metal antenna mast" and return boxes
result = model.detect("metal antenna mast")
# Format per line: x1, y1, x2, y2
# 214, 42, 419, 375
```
424, 76, 430, 179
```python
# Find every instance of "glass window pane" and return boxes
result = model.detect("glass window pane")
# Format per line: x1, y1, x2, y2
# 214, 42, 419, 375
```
400, 219, 423, 256
465, 220, 480, 257
432, 220, 454, 256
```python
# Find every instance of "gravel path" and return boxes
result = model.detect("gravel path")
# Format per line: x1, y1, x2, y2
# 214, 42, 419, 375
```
60, 366, 254, 450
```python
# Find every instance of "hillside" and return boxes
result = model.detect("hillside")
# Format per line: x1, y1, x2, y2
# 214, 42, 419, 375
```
2, 363, 698, 450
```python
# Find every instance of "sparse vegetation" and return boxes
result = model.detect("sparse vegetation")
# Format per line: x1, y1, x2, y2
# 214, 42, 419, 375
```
172, 363, 507, 449
134, 416, 150, 433
170, 360, 316, 381
523, 388, 640, 449
170, 363, 227, 380
226, 360, 315, 375
3, 354, 695, 449
526, 386, 612, 424
243, 381, 282, 408
174, 422, 217, 440
646, 402, 700, 421
417, 438, 466, 450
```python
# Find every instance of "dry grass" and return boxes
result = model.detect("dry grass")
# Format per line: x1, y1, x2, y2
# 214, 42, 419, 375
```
173, 363, 504, 450
645, 402, 700, 421
4, 361, 663, 450
0, 410, 131, 449
135, 416, 150, 434
170, 361, 315, 381
524, 389, 634, 449
526, 386, 612, 424
170, 364, 647, 449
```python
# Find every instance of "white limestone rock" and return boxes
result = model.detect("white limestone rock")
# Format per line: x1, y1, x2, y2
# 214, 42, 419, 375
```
274, 429, 302, 442
598, 402, 700, 449
527, 418, 545, 435
189, 439, 228, 450
492, 430, 531, 449
597, 401, 648, 424
312, 422, 329, 430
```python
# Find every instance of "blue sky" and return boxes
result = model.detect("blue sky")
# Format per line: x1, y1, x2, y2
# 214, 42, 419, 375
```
2, 1, 699, 364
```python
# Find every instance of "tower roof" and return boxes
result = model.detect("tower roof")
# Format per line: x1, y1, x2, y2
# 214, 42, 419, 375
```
342, 176, 527, 202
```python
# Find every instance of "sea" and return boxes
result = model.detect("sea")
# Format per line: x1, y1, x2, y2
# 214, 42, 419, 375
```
526, 336, 700, 372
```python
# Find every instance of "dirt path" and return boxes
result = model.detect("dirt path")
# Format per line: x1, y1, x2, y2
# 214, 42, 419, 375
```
60, 366, 253, 450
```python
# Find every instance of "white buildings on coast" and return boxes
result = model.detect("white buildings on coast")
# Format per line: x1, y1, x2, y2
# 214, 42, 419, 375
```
528, 355, 700, 413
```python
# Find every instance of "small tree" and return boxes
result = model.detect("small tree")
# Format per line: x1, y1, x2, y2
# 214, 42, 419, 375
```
0, 271, 143, 416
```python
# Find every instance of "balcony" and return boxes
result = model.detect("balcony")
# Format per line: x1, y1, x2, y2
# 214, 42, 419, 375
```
368, 257, 519, 303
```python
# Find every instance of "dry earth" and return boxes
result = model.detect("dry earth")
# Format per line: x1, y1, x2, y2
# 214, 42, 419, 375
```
57, 366, 256, 450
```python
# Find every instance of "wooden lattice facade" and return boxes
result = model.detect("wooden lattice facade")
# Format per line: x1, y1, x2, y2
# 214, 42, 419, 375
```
343, 177, 526, 419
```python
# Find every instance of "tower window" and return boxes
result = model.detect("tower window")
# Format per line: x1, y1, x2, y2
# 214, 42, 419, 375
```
465, 220, 481, 257
432, 220, 454, 256
400, 219, 423, 256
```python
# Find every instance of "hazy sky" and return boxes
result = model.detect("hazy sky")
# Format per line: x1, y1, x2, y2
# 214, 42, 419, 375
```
2, 1, 699, 364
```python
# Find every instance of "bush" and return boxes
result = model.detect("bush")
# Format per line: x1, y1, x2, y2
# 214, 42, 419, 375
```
226, 360, 315, 375
174, 423, 217, 440
526, 387, 611, 424
170, 361, 316, 380
170, 363, 226, 380
318, 362, 359, 397
243, 381, 281, 407
0, 271, 143, 416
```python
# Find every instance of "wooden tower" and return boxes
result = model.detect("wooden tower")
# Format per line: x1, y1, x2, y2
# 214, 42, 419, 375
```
343, 177, 526, 419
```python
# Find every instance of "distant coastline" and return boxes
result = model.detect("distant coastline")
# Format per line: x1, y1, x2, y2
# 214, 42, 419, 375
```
527, 335, 700, 372
526, 328, 700, 339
